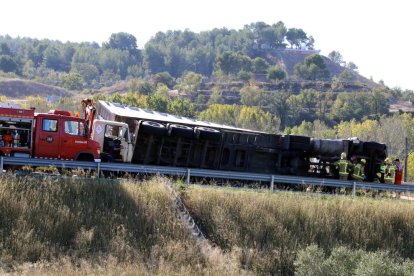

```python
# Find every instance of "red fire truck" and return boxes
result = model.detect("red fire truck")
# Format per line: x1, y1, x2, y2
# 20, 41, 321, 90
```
0, 105, 101, 161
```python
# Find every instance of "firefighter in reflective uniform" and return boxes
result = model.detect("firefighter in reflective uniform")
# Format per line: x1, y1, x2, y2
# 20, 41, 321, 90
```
377, 159, 386, 183
352, 159, 366, 181
335, 152, 351, 180
384, 158, 395, 184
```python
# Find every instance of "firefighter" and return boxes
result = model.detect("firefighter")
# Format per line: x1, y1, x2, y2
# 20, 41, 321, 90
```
394, 159, 403, 185
384, 158, 395, 184
352, 158, 366, 182
377, 159, 386, 183
335, 152, 351, 180
3, 130, 12, 147
348, 155, 357, 180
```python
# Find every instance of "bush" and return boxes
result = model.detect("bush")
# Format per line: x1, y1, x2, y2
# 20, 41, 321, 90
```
295, 245, 414, 276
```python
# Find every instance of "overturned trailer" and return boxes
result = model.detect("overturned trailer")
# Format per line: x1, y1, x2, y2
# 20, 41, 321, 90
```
91, 100, 387, 181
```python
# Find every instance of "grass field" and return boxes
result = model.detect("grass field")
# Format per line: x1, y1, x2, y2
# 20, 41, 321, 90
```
1, 174, 414, 275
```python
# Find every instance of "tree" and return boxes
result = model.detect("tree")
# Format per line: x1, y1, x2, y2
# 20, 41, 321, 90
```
71, 46, 100, 69
153, 83, 170, 98
61, 43, 76, 72
267, 66, 287, 81
99, 70, 121, 86
297, 89, 318, 115
143, 44, 165, 74
175, 71, 202, 94
98, 48, 130, 79
346, 62, 358, 71
72, 63, 99, 85
63, 72, 84, 90
214, 51, 252, 76
168, 97, 196, 117
286, 28, 308, 48
214, 51, 239, 75
267, 92, 291, 128
198, 104, 238, 126
306, 36, 315, 50
0, 55, 18, 73
104, 32, 141, 60
287, 94, 306, 125
240, 85, 265, 107
27, 41, 49, 67
208, 89, 225, 105
0, 43, 12, 56
273, 21, 287, 47
289, 120, 335, 139
43, 46, 64, 71
328, 51, 343, 65
237, 70, 252, 82
146, 94, 168, 112
252, 57, 269, 74
260, 26, 277, 46
152, 71, 175, 88
294, 54, 330, 80
128, 80, 153, 95
115, 92, 147, 108
236, 106, 276, 132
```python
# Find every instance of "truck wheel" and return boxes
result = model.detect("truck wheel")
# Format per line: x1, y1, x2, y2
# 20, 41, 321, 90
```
140, 121, 167, 136
195, 127, 221, 142
168, 124, 194, 139
76, 153, 94, 162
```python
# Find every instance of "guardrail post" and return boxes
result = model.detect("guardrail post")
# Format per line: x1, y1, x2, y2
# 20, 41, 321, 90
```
97, 162, 101, 179
270, 175, 274, 191
0, 157, 3, 173
352, 182, 356, 197
186, 169, 191, 184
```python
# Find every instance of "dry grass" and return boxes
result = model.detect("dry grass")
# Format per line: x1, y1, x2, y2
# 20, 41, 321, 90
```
0, 174, 249, 274
2, 174, 414, 275
183, 186, 414, 274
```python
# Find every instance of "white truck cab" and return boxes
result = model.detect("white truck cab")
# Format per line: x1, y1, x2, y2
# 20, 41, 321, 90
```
90, 119, 133, 163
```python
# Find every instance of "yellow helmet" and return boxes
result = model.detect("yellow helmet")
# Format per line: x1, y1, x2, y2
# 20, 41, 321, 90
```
385, 158, 391, 164
361, 159, 366, 164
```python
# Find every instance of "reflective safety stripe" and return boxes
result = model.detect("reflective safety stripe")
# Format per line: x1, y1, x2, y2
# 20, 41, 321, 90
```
353, 164, 364, 181
338, 159, 349, 177
384, 166, 395, 184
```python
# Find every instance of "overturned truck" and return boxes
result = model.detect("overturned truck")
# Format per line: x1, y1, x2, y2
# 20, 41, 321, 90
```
89, 100, 387, 182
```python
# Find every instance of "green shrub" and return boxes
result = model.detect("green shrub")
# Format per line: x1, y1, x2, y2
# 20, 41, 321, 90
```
295, 245, 414, 276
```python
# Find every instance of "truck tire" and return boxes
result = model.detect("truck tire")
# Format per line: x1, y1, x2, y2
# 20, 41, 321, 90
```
76, 153, 94, 162
139, 121, 167, 136
195, 127, 221, 142
168, 124, 194, 139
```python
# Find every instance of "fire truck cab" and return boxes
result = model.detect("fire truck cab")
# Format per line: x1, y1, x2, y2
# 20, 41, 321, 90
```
0, 106, 101, 161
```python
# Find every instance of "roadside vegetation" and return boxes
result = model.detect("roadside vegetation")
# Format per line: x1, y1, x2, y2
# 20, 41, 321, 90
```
183, 185, 414, 274
0, 175, 236, 274
1, 175, 414, 274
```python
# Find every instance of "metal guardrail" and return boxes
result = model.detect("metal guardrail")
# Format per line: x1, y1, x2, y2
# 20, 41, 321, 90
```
1, 156, 414, 194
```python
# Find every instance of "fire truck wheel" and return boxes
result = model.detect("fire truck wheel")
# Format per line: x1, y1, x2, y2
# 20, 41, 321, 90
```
195, 127, 221, 142
76, 153, 94, 162
168, 124, 194, 139
140, 121, 168, 136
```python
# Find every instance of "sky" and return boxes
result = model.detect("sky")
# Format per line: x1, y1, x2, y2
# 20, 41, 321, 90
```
1, 0, 413, 91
